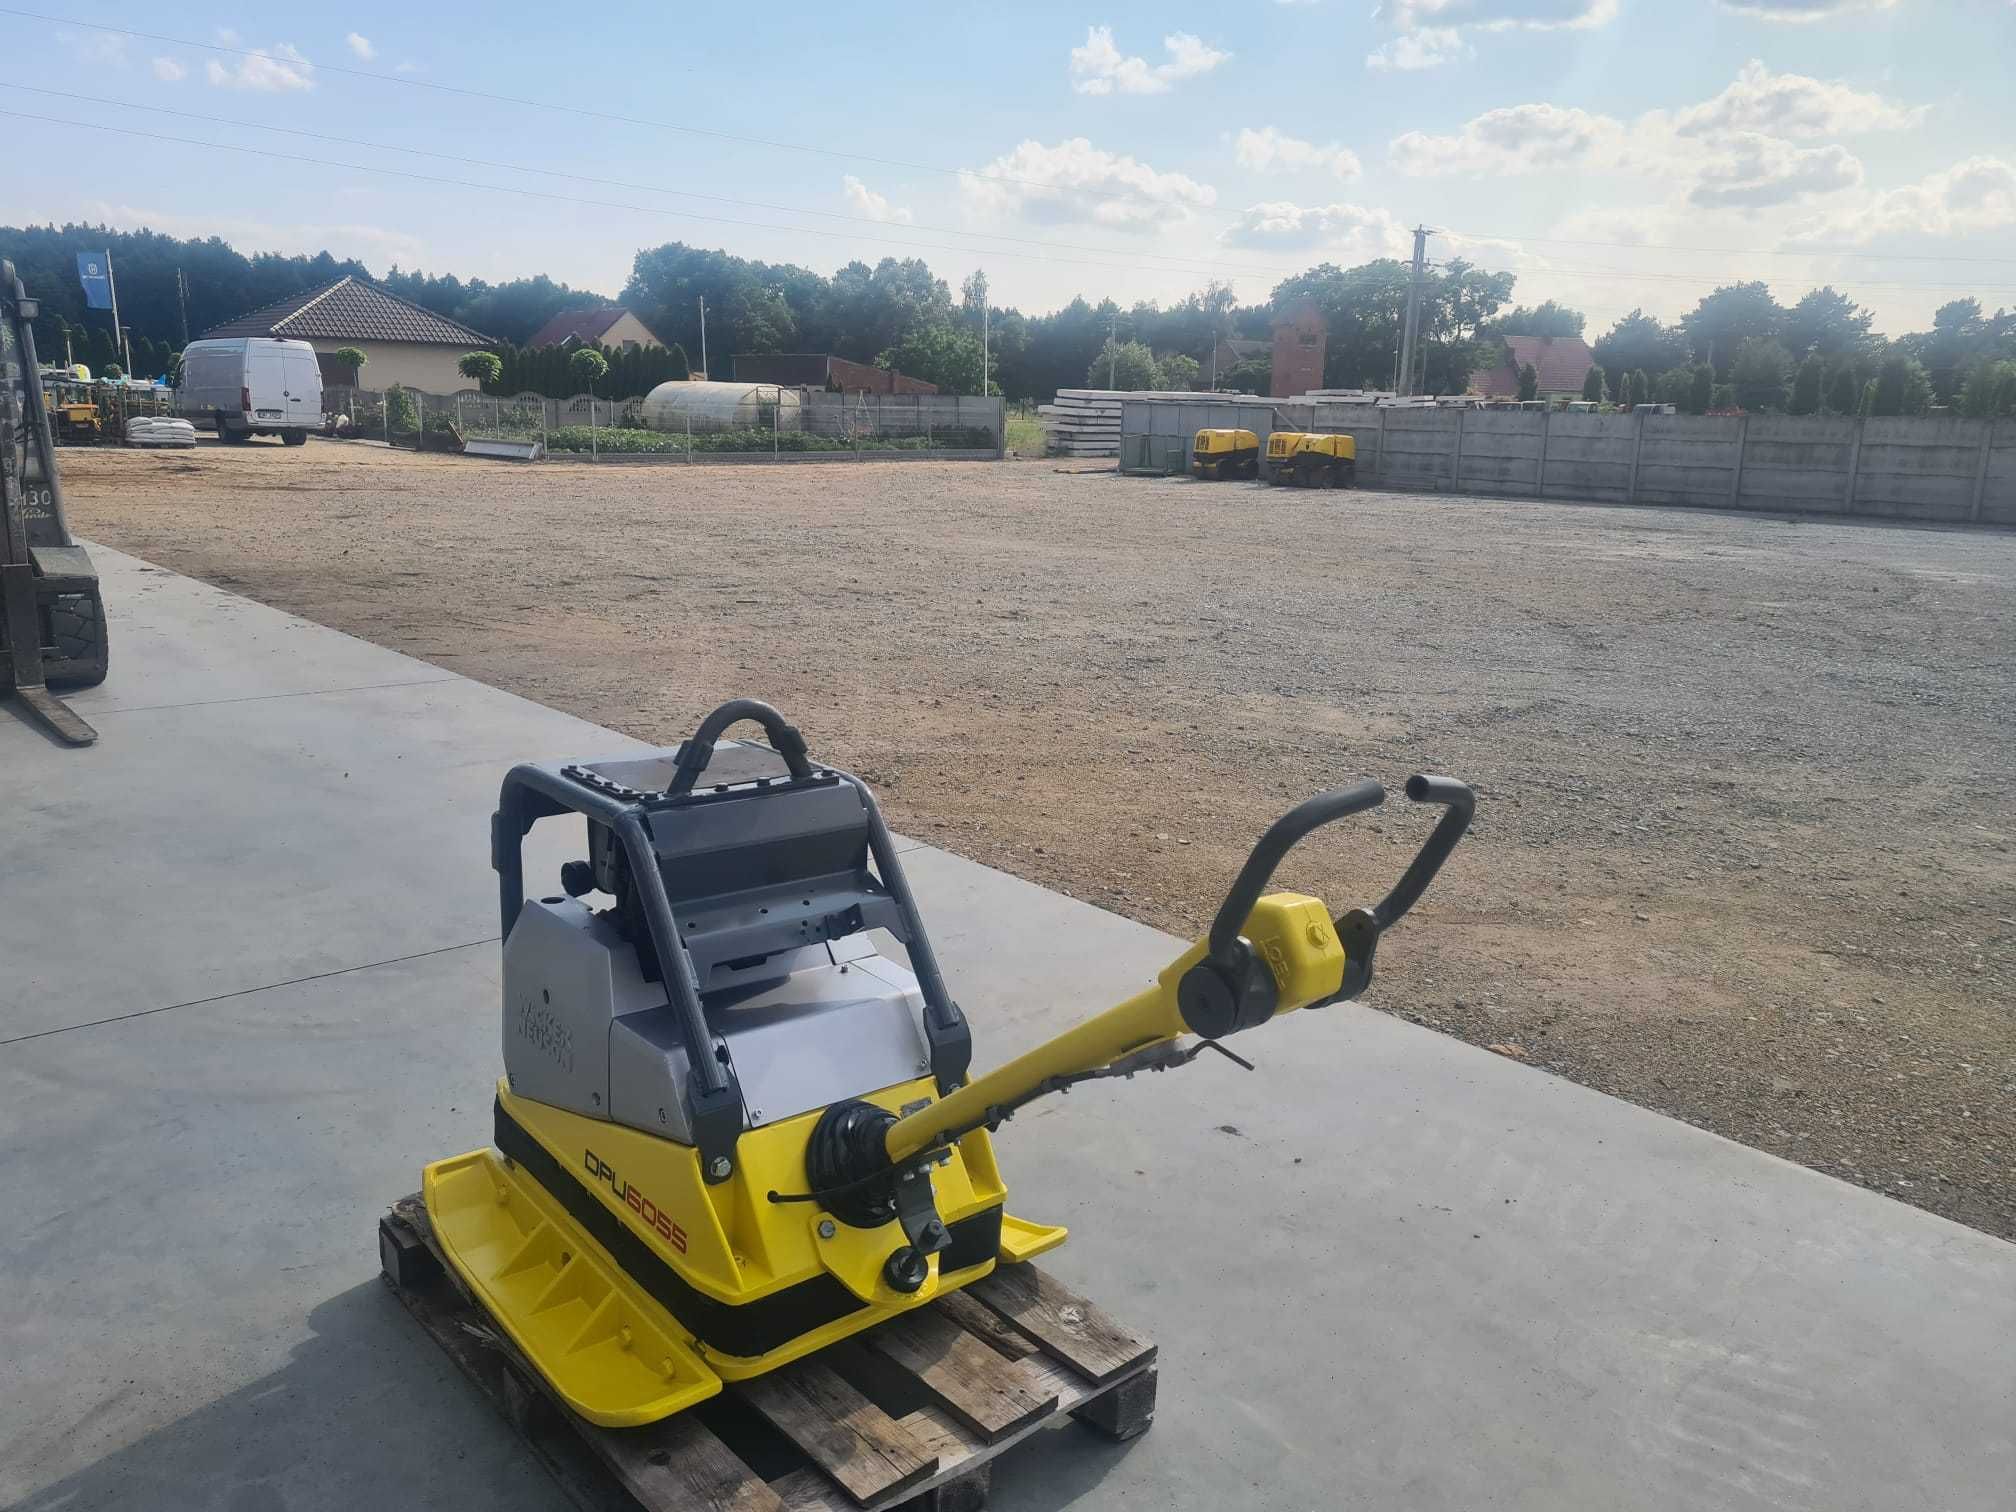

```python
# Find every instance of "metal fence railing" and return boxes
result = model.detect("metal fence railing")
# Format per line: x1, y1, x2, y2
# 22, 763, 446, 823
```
166, 384, 1007, 460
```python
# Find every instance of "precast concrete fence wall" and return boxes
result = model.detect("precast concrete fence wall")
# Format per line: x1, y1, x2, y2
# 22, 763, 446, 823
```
1120, 399, 2016, 528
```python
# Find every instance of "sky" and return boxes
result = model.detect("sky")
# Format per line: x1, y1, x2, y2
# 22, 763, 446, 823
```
7, 0, 2016, 338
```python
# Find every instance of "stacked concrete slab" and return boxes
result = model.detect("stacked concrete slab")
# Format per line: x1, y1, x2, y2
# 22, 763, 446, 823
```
1044, 389, 1277, 459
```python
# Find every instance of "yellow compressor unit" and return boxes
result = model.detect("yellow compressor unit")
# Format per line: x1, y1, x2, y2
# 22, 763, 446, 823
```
1267, 431, 1356, 488
1190, 427, 1260, 480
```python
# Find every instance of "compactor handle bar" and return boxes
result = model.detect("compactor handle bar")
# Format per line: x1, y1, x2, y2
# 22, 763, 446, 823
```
667, 697, 813, 795
1207, 781, 1386, 958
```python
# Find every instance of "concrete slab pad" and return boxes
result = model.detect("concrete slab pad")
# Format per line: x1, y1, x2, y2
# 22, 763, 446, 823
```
3, 549, 2011, 1511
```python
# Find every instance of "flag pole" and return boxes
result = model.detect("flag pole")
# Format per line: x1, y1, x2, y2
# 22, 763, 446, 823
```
105, 248, 130, 374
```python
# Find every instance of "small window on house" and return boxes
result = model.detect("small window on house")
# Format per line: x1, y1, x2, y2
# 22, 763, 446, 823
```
1299, 333, 1318, 347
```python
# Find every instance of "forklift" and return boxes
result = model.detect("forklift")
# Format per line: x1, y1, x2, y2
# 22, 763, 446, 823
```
2, 261, 106, 744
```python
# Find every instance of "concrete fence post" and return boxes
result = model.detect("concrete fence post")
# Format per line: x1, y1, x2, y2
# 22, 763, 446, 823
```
1626, 408, 1645, 506
1843, 418, 1864, 513
1970, 419, 1994, 523
1536, 409, 1552, 498
1451, 406, 1466, 493
1729, 414, 1749, 510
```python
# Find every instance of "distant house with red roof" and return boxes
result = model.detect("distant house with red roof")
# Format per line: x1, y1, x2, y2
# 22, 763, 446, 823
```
1470, 334, 1598, 400
526, 306, 666, 350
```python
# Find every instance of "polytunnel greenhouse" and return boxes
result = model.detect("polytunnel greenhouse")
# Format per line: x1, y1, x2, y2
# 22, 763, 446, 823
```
640, 381, 800, 433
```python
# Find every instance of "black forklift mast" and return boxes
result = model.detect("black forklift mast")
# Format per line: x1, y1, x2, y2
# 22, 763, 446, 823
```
1, 259, 103, 745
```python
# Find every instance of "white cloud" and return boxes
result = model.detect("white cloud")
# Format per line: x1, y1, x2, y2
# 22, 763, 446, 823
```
1688, 134, 1862, 208
150, 56, 186, 82
1068, 25, 1231, 96
1787, 156, 2016, 244
205, 41, 315, 92
1716, 0, 1899, 20
1233, 127, 1362, 180
1219, 201, 1410, 255
1390, 103, 1618, 176
56, 29, 128, 66
80, 200, 426, 267
840, 175, 914, 225
1366, 27, 1471, 69
1380, 0, 1617, 26
345, 32, 375, 61
1367, 0, 1612, 71
1673, 59, 1925, 138
962, 138, 1216, 230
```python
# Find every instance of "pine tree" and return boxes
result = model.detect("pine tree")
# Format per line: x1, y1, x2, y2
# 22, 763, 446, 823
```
1631, 368, 1651, 407
1689, 363, 1714, 415
1825, 366, 1859, 415
1581, 365, 1606, 404
1789, 355, 1824, 415
1516, 362, 1538, 402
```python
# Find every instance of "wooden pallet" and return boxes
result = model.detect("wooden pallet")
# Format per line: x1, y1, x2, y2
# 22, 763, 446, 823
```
380, 1197, 1157, 1512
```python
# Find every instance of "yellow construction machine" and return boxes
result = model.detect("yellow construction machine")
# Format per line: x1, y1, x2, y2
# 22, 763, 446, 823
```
414, 698, 1472, 1427
1189, 427, 1260, 480
1267, 430, 1356, 488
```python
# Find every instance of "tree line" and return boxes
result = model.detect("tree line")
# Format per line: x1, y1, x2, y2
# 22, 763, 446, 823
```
5, 221, 2012, 415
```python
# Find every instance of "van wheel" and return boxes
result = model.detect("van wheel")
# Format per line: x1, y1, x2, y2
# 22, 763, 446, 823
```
281, 430, 308, 447
215, 412, 246, 443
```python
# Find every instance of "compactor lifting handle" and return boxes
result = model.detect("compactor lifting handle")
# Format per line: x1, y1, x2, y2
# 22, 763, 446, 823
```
666, 697, 813, 795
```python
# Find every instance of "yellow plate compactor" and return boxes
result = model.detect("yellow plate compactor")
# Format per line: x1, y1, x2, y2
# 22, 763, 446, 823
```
422, 697, 1472, 1427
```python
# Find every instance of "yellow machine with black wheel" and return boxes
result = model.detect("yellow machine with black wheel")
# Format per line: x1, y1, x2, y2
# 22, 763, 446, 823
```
421, 697, 1472, 1427
1190, 427, 1260, 480
42, 376, 102, 445
1267, 431, 1356, 488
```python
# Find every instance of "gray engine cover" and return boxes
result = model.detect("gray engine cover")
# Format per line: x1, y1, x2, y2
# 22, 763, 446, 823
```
501, 898, 931, 1143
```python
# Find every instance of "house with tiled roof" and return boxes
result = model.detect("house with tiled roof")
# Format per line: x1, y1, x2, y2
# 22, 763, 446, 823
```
526, 306, 665, 351
198, 276, 493, 392
1470, 334, 1599, 401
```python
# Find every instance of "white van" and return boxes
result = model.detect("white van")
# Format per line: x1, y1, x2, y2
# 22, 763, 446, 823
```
179, 337, 323, 445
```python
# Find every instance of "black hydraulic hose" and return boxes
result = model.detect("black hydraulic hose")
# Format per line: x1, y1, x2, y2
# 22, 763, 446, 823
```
1207, 780, 1386, 959
667, 697, 812, 794
1372, 775, 1475, 929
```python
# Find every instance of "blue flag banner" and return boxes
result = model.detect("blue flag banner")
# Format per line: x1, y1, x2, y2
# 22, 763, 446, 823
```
76, 252, 113, 310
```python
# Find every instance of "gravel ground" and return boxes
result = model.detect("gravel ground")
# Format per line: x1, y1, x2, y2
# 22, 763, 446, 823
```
59, 439, 2016, 1240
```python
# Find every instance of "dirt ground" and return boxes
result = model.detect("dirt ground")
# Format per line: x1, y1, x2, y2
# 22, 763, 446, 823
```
59, 440, 2016, 1240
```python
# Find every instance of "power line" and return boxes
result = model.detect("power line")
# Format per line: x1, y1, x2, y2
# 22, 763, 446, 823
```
2, 6, 1206, 217
0, 83, 1310, 283
1444, 227, 2016, 268
20, 8, 2012, 285
0, 106, 1276, 284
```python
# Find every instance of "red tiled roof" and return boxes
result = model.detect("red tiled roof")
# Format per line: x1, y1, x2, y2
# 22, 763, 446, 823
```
526, 307, 639, 348
199, 277, 490, 345
1474, 334, 1597, 397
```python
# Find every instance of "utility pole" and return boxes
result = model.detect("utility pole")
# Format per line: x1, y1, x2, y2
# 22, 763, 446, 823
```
104, 247, 130, 375
982, 293, 990, 399
697, 295, 708, 379
1108, 311, 1118, 388
1397, 224, 1429, 397
176, 267, 189, 346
